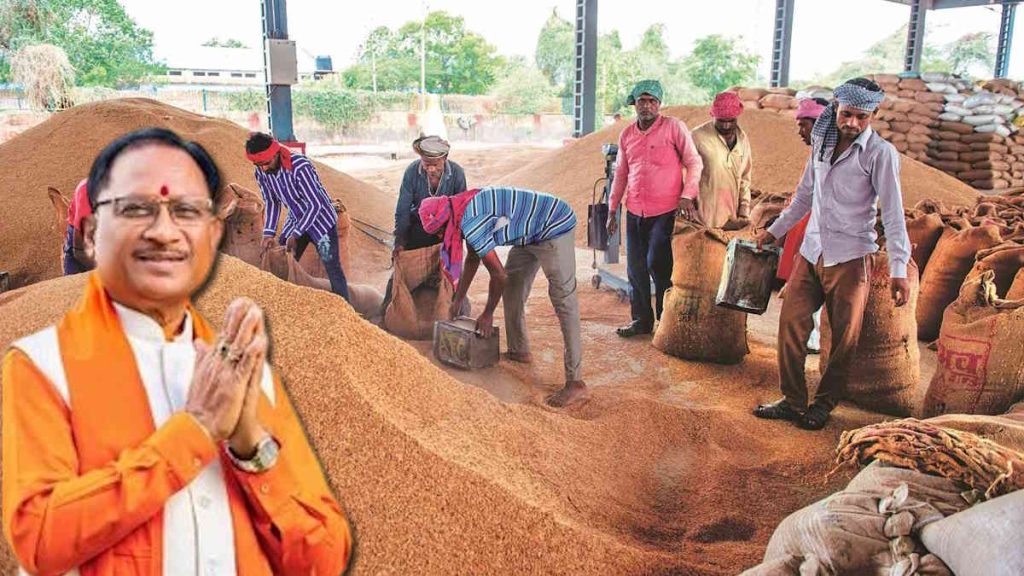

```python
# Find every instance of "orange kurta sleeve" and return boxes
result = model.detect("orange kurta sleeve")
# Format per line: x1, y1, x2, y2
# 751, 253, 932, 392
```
229, 374, 352, 576
1, 349, 218, 575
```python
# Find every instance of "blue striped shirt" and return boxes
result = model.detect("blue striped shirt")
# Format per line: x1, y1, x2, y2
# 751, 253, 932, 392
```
254, 154, 337, 241
460, 187, 577, 257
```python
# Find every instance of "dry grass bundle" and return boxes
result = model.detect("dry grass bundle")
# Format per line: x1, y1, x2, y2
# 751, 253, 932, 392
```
9, 43, 74, 111
829, 418, 1024, 500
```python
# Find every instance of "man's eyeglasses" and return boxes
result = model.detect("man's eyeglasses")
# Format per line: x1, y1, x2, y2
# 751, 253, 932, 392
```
93, 195, 215, 226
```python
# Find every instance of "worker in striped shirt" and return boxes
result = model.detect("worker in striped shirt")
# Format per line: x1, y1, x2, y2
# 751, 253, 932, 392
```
418, 186, 587, 408
246, 132, 350, 301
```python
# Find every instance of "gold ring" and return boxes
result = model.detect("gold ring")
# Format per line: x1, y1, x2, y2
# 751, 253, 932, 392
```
226, 349, 244, 364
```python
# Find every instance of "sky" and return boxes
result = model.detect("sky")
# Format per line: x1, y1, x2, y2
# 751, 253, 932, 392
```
118, 0, 1024, 82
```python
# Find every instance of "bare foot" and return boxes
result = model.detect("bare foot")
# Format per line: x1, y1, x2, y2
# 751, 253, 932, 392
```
546, 380, 589, 408
504, 351, 533, 364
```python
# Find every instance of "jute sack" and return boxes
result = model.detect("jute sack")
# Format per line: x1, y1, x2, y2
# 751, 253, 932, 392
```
1008, 268, 1024, 300
916, 223, 1003, 341
965, 242, 1024, 297
740, 462, 967, 576
220, 183, 265, 267
921, 270, 1024, 417
907, 408, 1024, 576
820, 252, 920, 416
654, 221, 749, 364
383, 244, 454, 340
297, 199, 353, 280
920, 489, 1024, 576
259, 246, 379, 317
748, 192, 788, 231
906, 211, 945, 272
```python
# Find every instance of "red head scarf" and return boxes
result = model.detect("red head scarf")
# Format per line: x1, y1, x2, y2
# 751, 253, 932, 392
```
418, 188, 481, 288
246, 138, 293, 171
710, 92, 744, 119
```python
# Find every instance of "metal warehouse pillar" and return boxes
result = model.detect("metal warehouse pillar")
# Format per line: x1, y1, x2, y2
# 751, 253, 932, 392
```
904, 0, 927, 73
995, 2, 1017, 78
769, 0, 794, 88
262, 0, 295, 141
572, 0, 598, 137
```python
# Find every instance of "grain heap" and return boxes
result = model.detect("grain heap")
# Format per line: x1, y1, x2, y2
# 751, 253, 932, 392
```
3, 256, 882, 574
499, 106, 978, 245
0, 98, 392, 290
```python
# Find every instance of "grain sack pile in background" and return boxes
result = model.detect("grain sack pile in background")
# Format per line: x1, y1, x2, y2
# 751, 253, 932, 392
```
653, 221, 749, 364
916, 222, 1002, 341
922, 270, 1024, 417
819, 252, 920, 416
383, 244, 455, 340
734, 73, 1024, 191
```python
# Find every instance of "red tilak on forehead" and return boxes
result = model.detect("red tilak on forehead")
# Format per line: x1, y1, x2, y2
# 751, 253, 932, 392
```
159, 185, 169, 197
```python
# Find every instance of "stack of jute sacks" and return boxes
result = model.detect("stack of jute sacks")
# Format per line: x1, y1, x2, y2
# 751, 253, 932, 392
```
735, 74, 1024, 191
869, 72, 1024, 191
907, 189, 1024, 418
734, 86, 832, 118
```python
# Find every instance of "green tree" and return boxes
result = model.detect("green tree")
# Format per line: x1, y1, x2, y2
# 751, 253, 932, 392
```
491, 57, 555, 114
343, 11, 503, 95
534, 8, 573, 94
683, 35, 759, 99
394, 11, 504, 95
948, 32, 993, 76
0, 0, 161, 86
202, 37, 248, 49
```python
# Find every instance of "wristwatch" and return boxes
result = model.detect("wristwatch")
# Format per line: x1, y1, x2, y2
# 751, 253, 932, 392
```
226, 436, 280, 474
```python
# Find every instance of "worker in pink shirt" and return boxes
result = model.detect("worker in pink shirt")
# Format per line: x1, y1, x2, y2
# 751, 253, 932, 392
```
607, 80, 703, 337
63, 178, 95, 274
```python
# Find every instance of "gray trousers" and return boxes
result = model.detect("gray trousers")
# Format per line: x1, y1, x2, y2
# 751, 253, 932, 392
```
502, 232, 583, 382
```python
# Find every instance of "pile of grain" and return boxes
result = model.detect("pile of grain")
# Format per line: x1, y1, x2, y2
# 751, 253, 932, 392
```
0, 98, 393, 290
498, 106, 978, 244
0, 257, 876, 574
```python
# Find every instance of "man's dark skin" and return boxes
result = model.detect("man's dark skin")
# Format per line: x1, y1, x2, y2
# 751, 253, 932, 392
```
447, 242, 506, 341
798, 118, 815, 146
714, 117, 739, 150
755, 103, 911, 306
607, 93, 697, 237
392, 154, 447, 260
713, 115, 750, 230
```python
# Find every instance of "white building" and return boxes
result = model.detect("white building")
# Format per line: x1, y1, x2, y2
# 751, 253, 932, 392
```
160, 46, 331, 87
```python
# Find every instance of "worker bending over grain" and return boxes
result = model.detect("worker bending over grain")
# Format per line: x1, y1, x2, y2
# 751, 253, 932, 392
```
419, 186, 587, 408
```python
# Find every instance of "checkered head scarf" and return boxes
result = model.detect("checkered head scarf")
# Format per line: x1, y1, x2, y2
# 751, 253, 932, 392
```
812, 78, 885, 161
